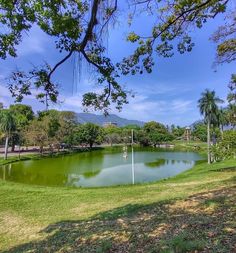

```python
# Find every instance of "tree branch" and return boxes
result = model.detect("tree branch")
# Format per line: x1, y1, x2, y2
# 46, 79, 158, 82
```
48, 50, 74, 80
80, 0, 100, 50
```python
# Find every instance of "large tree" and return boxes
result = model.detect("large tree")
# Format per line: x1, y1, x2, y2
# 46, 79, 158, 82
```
0, 0, 233, 112
198, 89, 223, 163
0, 109, 16, 159
227, 74, 236, 128
9, 104, 34, 151
211, 10, 236, 65
74, 123, 103, 148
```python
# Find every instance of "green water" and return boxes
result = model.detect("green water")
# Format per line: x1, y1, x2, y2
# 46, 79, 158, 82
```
0, 147, 203, 187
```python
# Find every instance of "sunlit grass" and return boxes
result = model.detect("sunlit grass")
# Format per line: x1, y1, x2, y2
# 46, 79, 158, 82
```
0, 148, 235, 252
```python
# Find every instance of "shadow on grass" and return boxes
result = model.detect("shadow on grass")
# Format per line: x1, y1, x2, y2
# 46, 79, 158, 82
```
2, 187, 236, 253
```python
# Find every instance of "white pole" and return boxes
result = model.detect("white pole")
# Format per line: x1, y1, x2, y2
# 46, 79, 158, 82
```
131, 129, 134, 184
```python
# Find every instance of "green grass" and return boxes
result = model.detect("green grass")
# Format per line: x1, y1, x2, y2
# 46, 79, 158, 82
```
0, 148, 235, 252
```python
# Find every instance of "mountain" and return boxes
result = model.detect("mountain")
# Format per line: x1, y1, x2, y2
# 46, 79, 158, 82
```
76, 113, 145, 127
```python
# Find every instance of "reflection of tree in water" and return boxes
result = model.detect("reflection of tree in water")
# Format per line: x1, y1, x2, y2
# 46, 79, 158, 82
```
1, 163, 70, 187
145, 159, 166, 168
83, 170, 101, 179
0, 152, 105, 187
145, 159, 193, 168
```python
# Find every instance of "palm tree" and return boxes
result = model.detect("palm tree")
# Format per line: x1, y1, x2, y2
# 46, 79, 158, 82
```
0, 110, 16, 160
198, 90, 223, 164
216, 108, 229, 139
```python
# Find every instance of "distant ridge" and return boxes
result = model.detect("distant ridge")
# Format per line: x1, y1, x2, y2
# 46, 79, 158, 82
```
76, 113, 145, 127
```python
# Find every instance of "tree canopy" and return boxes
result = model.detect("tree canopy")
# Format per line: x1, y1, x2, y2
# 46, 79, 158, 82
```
0, 0, 234, 113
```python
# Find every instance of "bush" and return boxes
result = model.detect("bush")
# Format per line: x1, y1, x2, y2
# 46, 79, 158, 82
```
211, 130, 236, 161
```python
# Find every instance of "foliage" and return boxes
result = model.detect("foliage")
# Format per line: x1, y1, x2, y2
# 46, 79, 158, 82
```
24, 118, 50, 154
192, 123, 207, 142
73, 123, 103, 148
198, 89, 224, 163
227, 74, 236, 128
0, 0, 233, 112
171, 125, 185, 138
135, 129, 150, 146
0, 109, 16, 136
0, 109, 16, 159
9, 104, 34, 150
192, 123, 221, 142
211, 11, 236, 65
103, 126, 122, 146
211, 130, 236, 161
138, 121, 174, 146
143, 121, 167, 134
198, 89, 224, 125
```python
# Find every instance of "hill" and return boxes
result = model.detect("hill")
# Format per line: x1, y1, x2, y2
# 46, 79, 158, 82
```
76, 113, 145, 127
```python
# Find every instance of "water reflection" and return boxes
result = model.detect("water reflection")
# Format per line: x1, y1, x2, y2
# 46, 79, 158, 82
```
145, 159, 166, 168
0, 148, 203, 187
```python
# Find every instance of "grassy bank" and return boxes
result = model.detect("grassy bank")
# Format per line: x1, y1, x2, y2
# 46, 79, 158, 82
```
0, 154, 235, 252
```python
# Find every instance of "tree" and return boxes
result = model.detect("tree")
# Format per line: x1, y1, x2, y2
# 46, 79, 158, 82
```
74, 123, 103, 148
0, 110, 16, 159
24, 118, 50, 155
9, 104, 34, 151
57, 111, 78, 147
211, 130, 236, 161
136, 129, 150, 146
141, 121, 173, 146
192, 122, 207, 142
198, 90, 223, 163
211, 11, 236, 65
149, 132, 174, 146
144, 121, 167, 134
171, 125, 185, 139
227, 74, 236, 128
104, 126, 122, 146
0, 0, 233, 113
216, 108, 229, 138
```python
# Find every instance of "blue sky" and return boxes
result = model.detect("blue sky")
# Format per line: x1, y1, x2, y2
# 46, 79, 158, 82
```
0, 9, 235, 126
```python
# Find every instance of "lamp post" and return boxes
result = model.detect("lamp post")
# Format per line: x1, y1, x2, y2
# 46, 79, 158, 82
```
131, 129, 135, 185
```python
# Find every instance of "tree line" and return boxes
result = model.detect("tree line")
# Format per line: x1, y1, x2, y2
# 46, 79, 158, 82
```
0, 89, 235, 162
0, 105, 176, 159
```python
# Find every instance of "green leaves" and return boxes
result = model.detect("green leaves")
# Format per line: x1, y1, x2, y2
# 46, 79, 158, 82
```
73, 123, 103, 148
127, 32, 140, 43
0, 0, 234, 113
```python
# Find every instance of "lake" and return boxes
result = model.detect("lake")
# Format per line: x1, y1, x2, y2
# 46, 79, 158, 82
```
0, 147, 203, 187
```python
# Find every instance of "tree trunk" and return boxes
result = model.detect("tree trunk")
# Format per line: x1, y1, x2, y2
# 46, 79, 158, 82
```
18, 143, 21, 160
11, 142, 15, 152
207, 120, 211, 164
4, 135, 9, 160
40, 146, 43, 156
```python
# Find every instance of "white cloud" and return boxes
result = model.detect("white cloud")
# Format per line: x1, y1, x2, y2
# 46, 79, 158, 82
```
117, 95, 196, 125
127, 81, 191, 98
17, 26, 49, 56
171, 99, 194, 113
0, 85, 11, 97
53, 89, 197, 126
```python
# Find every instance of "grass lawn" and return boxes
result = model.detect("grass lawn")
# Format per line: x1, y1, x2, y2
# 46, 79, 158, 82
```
0, 150, 235, 252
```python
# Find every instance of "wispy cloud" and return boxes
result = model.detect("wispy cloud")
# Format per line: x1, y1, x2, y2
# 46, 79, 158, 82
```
17, 26, 49, 56
0, 85, 10, 97
116, 95, 196, 125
